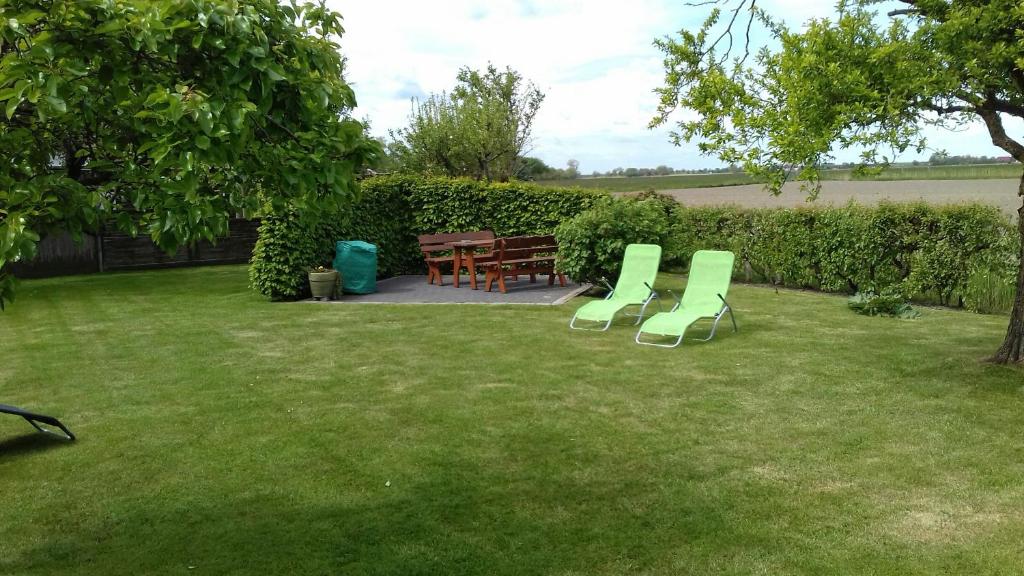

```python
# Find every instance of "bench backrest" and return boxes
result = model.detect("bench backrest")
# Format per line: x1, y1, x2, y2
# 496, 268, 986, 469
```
417, 230, 495, 255
495, 234, 558, 263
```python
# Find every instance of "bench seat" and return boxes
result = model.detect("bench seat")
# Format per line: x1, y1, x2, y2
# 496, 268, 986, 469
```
417, 231, 495, 285
483, 235, 566, 293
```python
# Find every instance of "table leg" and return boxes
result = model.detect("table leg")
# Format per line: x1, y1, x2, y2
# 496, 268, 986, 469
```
467, 252, 477, 290
452, 247, 462, 288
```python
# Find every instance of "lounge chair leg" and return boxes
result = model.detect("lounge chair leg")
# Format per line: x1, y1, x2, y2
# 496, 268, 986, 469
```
635, 329, 685, 348
700, 316, 722, 341
569, 313, 616, 331
718, 295, 738, 332
633, 297, 654, 325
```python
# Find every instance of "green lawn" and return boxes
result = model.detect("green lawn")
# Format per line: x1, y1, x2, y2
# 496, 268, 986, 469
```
549, 163, 1022, 193
2, 266, 1023, 575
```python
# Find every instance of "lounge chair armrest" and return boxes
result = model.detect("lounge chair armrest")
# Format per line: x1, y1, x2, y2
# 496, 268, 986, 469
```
666, 289, 681, 311
644, 282, 664, 311
599, 277, 615, 299
718, 293, 738, 332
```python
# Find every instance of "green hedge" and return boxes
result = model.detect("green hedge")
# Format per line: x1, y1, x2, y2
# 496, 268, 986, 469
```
554, 197, 672, 282
663, 199, 1018, 310
250, 176, 607, 300
249, 212, 348, 301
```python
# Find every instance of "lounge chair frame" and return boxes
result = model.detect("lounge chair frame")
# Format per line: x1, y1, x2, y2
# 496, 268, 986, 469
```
569, 282, 661, 331
635, 294, 737, 348
0, 403, 76, 441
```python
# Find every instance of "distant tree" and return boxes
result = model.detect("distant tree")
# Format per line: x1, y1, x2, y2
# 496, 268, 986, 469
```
516, 156, 555, 180
0, 0, 377, 308
565, 159, 580, 179
928, 153, 1006, 166
624, 167, 640, 177
390, 64, 544, 182
653, 0, 1024, 363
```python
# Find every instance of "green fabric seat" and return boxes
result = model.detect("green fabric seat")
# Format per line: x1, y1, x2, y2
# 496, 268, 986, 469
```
569, 244, 662, 331
636, 250, 737, 347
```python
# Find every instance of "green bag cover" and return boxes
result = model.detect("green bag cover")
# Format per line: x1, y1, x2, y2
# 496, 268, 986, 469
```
333, 240, 378, 294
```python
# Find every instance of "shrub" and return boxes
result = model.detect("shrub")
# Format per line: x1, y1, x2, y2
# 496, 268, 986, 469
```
555, 197, 670, 283
249, 212, 346, 301
962, 225, 1020, 314
848, 289, 920, 319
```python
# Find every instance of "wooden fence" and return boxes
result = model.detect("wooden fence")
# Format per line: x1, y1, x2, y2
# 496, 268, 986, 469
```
9, 219, 260, 279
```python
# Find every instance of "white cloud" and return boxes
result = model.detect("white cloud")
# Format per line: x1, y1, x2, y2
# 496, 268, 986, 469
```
329, 0, 1023, 172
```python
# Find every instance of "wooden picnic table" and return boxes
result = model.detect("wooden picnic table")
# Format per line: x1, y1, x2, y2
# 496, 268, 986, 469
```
447, 238, 495, 290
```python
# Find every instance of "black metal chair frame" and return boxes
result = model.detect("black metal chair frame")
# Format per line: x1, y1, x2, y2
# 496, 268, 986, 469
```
0, 404, 75, 441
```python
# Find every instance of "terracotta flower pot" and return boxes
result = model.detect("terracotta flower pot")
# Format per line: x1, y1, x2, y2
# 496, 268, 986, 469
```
309, 269, 340, 300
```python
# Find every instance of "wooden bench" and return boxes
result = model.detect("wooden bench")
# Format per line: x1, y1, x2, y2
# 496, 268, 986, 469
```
480, 235, 567, 293
417, 230, 495, 286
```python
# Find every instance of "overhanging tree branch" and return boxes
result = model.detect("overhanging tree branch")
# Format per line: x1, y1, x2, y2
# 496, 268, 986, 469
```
976, 104, 1024, 161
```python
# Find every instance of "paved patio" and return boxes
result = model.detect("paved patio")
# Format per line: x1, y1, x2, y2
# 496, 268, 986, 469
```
312, 274, 589, 305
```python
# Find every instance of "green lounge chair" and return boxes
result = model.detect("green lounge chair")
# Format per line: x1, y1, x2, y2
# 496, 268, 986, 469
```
635, 250, 737, 347
569, 244, 662, 331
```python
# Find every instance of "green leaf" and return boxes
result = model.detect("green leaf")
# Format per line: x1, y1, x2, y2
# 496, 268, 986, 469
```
45, 95, 66, 114
265, 65, 287, 82
197, 109, 213, 134
195, 134, 210, 150
95, 21, 123, 35
17, 10, 47, 25
5, 97, 19, 119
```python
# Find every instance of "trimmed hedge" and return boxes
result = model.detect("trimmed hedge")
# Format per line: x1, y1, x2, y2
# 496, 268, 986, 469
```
661, 198, 1018, 310
249, 212, 349, 301
250, 176, 607, 300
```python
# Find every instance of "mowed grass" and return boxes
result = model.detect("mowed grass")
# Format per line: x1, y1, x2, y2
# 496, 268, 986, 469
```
549, 163, 1022, 193
2, 265, 1023, 575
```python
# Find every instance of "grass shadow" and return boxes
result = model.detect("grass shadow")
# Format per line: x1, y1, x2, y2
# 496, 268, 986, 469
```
0, 432, 73, 458
1, 452, 733, 575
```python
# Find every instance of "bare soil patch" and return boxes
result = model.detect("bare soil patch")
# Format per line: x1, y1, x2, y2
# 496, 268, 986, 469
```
657, 179, 1021, 215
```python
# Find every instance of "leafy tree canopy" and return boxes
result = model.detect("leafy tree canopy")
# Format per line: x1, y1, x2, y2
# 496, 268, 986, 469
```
652, 0, 1024, 363
517, 156, 555, 180
388, 64, 544, 182
0, 0, 378, 307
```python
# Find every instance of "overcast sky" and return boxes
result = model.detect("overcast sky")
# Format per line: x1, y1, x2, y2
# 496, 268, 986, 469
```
329, 0, 1021, 174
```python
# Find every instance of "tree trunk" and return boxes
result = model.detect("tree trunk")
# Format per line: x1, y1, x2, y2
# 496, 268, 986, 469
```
990, 173, 1024, 364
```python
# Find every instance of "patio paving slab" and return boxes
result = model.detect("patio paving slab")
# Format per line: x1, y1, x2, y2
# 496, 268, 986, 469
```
308, 274, 589, 305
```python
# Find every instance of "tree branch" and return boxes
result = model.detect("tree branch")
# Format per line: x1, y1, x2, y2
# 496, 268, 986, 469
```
923, 102, 969, 115
976, 102, 1024, 162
